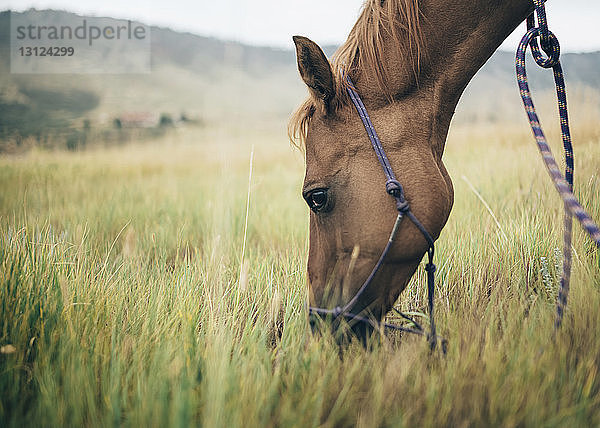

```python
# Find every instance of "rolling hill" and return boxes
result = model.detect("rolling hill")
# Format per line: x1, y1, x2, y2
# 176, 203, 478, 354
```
1, 9, 599, 143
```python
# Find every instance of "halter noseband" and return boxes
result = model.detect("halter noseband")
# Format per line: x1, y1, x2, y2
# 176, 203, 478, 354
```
308, 75, 444, 351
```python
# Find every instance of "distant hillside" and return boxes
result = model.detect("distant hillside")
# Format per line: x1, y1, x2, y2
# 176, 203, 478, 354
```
1, 9, 599, 145
0, 10, 303, 129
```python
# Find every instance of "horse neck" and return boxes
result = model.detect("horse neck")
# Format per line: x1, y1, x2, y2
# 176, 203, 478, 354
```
349, 0, 534, 157
355, 0, 534, 108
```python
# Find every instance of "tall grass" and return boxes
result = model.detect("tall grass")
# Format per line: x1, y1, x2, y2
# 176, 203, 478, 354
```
1, 123, 599, 426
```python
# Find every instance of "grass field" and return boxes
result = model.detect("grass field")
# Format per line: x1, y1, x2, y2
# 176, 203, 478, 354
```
1, 120, 599, 427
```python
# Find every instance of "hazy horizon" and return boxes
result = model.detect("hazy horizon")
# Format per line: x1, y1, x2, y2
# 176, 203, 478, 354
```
2, 1, 599, 53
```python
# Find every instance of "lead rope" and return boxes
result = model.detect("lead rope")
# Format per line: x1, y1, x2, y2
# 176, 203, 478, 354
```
345, 75, 441, 351
516, 0, 600, 331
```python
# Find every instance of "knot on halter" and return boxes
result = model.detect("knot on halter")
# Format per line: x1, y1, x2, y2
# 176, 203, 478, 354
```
425, 263, 437, 274
386, 180, 410, 213
332, 306, 343, 317
385, 179, 404, 197
395, 199, 410, 213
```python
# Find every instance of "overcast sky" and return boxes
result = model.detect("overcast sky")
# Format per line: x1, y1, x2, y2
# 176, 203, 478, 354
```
2, 0, 598, 52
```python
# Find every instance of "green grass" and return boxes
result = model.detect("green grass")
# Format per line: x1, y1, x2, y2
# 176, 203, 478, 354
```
0, 123, 599, 427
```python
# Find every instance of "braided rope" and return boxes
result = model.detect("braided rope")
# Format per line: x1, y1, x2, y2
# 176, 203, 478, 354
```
516, 0, 600, 330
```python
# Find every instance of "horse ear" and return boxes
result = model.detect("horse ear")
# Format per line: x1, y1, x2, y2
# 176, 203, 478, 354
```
293, 36, 335, 108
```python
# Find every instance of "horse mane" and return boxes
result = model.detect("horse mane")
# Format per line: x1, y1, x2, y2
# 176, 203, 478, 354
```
288, 0, 424, 149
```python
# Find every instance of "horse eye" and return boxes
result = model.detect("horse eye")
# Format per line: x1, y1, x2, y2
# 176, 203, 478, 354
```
304, 188, 330, 213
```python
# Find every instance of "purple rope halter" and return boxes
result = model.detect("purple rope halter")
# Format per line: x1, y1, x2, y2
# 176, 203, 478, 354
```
308, 74, 445, 352
516, 0, 600, 331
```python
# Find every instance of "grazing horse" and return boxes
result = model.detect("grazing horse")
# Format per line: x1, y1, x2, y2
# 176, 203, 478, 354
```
289, 0, 535, 335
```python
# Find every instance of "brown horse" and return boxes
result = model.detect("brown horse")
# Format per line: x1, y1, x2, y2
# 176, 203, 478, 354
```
289, 0, 535, 334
